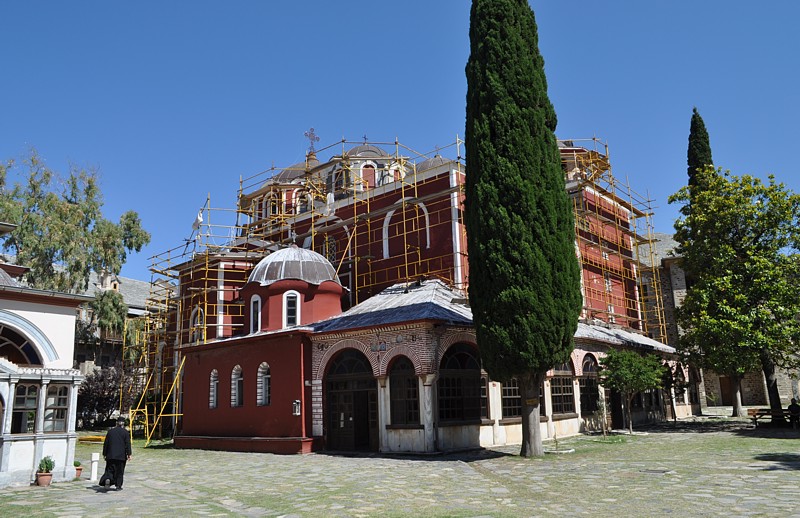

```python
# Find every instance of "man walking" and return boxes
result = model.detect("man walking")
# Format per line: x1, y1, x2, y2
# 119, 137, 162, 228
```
99, 417, 132, 490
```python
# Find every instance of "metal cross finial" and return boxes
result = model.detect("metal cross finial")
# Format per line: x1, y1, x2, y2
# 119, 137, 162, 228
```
304, 128, 320, 153
362, 134, 368, 144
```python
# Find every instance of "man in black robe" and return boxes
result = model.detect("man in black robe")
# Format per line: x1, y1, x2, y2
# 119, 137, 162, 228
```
99, 417, 132, 490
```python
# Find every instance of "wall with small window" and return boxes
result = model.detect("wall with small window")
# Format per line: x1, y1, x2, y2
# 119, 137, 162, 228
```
240, 278, 343, 333
178, 332, 312, 449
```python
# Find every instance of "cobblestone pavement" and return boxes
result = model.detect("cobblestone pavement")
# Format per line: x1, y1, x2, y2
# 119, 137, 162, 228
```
2, 418, 799, 517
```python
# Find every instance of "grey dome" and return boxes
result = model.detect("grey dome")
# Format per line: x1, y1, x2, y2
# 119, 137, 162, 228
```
346, 144, 389, 158
417, 154, 450, 172
248, 245, 339, 286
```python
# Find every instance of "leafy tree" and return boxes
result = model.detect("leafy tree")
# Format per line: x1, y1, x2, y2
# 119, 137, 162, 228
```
465, 0, 582, 457
687, 107, 713, 189
91, 289, 128, 336
77, 364, 133, 429
670, 166, 800, 417
0, 149, 150, 293
599, 350, 665, 434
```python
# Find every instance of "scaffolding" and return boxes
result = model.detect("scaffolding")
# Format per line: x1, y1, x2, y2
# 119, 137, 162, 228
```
129, 136, 667, 442
561, 138, 667, 342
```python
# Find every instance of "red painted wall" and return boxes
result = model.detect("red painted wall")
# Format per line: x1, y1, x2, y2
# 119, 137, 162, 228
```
180, 333, 312, 439
241, 279, 344, 332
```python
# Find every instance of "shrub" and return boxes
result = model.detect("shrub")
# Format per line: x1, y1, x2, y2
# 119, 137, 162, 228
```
38, 456, 55, 473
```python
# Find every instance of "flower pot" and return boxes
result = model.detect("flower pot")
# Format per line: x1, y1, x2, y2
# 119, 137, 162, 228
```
75, 466, 83, 478
36, 472, 53, 487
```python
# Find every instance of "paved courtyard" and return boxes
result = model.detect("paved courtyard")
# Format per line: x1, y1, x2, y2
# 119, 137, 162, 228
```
2, 417, 799, 517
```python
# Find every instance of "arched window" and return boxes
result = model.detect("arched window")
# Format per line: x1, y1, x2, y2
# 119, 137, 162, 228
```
389, 357, 419, 425
360, 163, 376, 190
209, 369, 219, 409
231, 365, 243, 407
12, 384, 38, 433
580, 355, 600, 414
257, 362, 271, 406
283, 290, 300, 328
250, 295, 262, 334
551, 360, 576, 414
437, 344, 481, 422
267, 193, 281, 216
43, 385, 69, 432
190, 307, 205, 343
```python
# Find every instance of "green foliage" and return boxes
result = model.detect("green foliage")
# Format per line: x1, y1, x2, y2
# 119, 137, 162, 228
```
669, 167, 800, 375
600, 350, 664, 434
0, 149, 150, 293
464, 0, 581, 381
91, 289, 128, 335
687, 107, 713, 188
600, 350, 665, 397
73, 460, 81, 467
38, 456, 55, 473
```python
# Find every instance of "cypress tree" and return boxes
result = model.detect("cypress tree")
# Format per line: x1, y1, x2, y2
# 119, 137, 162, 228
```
464, 0, 582, 457
687, 107, 713, 188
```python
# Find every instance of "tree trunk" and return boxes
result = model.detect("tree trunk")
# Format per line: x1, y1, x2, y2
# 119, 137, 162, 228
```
519, 371, 545, 457
731, 374, 745, 418
759, 350, 785, 422
625, 393, 634, 434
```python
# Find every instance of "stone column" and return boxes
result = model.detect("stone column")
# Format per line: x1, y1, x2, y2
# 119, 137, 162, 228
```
2, 380, 16, 434
420, 374, 437, 453
36, 380, 49, 433
376, 376, 389, 452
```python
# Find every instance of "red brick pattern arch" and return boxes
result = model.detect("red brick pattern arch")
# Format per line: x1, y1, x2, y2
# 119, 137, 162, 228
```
315, 338, 378, 379
436, 331, 478, 367
379, 346, 423, 376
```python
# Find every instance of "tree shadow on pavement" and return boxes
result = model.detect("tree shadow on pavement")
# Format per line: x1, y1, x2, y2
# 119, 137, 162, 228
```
752, 452, 800, 471
318, 448, 513, 463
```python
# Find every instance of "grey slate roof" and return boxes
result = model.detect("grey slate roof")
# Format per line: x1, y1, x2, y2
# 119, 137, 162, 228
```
649, 232, 679, 266
0, 267, 21, 288
312, 279, 472, 333
575, 322, 676, 354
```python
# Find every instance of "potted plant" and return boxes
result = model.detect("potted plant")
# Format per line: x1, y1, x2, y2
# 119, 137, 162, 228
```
74, 460, 83, 478
36, 456, 55, 487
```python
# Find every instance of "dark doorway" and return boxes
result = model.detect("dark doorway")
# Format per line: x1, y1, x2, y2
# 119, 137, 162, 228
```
325, 349, 378, 451
719, 376, 735, 406
609, 389, 624, 429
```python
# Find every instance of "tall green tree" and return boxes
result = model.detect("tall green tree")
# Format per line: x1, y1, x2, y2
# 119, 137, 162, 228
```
687, 107, 713, 189
0, 149, 150, 293
599, 350, 665, 434
670, 166, 800, 417
465, 0, 582, 457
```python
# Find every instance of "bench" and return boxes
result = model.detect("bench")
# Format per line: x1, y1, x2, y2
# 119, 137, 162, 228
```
747, 408, 791, 427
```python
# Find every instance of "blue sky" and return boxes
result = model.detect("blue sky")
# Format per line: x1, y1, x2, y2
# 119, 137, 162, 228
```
2, 1, 798, 281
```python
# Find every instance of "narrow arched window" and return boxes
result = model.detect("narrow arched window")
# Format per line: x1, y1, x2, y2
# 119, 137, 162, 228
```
437, 344, 481, 422
389, 357, 419, 425
580, 355, 600, 414
231, 365, 243, 407
257, 362, 271, 406
250, 295, 262, 334
12, 384, 39, 433
190, 306, 205, 343
283, 290, 300, 328
209, 369, 219, 409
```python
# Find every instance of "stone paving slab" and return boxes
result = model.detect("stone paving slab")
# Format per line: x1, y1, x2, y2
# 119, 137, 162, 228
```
2, 419, 799, 517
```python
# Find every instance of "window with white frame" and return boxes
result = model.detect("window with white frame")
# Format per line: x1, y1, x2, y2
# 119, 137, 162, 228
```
283, 290, 300, 328
209, 369, 219, 409
231, 365, 244, 407
551, 361, 576, 414
257, 362, 271, 406
43, 385, 69, 432
250, 295, 262, 334
12, 384, 38, 433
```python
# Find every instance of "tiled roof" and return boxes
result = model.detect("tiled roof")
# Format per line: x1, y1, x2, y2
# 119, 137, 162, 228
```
312, 279, 472, 333
575, 322, 675, 354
